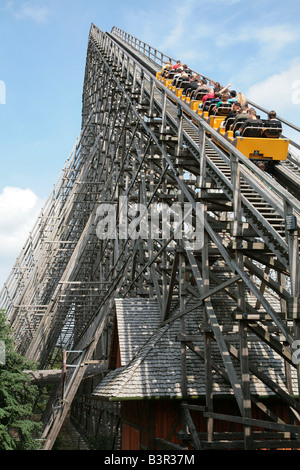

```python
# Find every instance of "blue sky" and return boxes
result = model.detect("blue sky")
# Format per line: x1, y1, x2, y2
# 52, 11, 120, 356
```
0, 0, 300, 287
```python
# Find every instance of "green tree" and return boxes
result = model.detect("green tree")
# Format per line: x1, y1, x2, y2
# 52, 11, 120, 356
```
0, 310, 41, 449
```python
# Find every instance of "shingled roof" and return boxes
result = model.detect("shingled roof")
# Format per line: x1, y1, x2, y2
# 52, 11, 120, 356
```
93, 292, 299, 401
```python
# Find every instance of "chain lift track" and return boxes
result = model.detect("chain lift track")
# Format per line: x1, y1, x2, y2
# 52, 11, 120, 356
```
1, 24, 300, 450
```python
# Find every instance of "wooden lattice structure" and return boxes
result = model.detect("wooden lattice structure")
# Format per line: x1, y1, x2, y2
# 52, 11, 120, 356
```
1, 24, 300, 450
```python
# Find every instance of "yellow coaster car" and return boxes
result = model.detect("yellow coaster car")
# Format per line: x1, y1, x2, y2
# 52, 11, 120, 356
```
229, 124, 289, 162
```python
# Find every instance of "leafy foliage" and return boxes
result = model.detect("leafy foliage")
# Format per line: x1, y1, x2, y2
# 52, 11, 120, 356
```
0, 310, 42, 449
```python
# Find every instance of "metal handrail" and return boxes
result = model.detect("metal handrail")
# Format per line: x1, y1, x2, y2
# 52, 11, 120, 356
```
110, 26, 172, 69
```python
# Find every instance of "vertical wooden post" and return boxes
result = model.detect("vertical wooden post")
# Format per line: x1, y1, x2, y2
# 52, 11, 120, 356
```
284, 202, 300, 398
202, 228, 214, 442
61, 349, 66, 400
198, 127, 213, 441
179, 251, 187, 398
161, 89, 167, 134
176, 104, 183, 157
198, 124, 206, 194
231, 152, 252, 448
149, 78, 155, 118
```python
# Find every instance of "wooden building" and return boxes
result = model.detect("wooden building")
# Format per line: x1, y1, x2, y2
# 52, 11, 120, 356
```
92, 297, 300, 450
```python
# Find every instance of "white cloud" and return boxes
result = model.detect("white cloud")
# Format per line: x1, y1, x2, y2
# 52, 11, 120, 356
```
215, 30, 248, 48
245, 60, 300, 148
157, 0, 196, 52
13, 1, 50, 23
257, 25, 299, 53
0, 187, 44, 286
216, 23, 299, 54
246, 60, 300, 117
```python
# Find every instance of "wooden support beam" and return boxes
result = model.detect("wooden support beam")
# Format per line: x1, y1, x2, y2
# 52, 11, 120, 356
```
200, 439, 300, 450
203, 412, 300, 434
24, 362, 108, 384
226, 341, 300, 416
184, 249, 245, 416
154, 438, 188, 451
183, 407, 202, 450
162, 251, 179, 322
